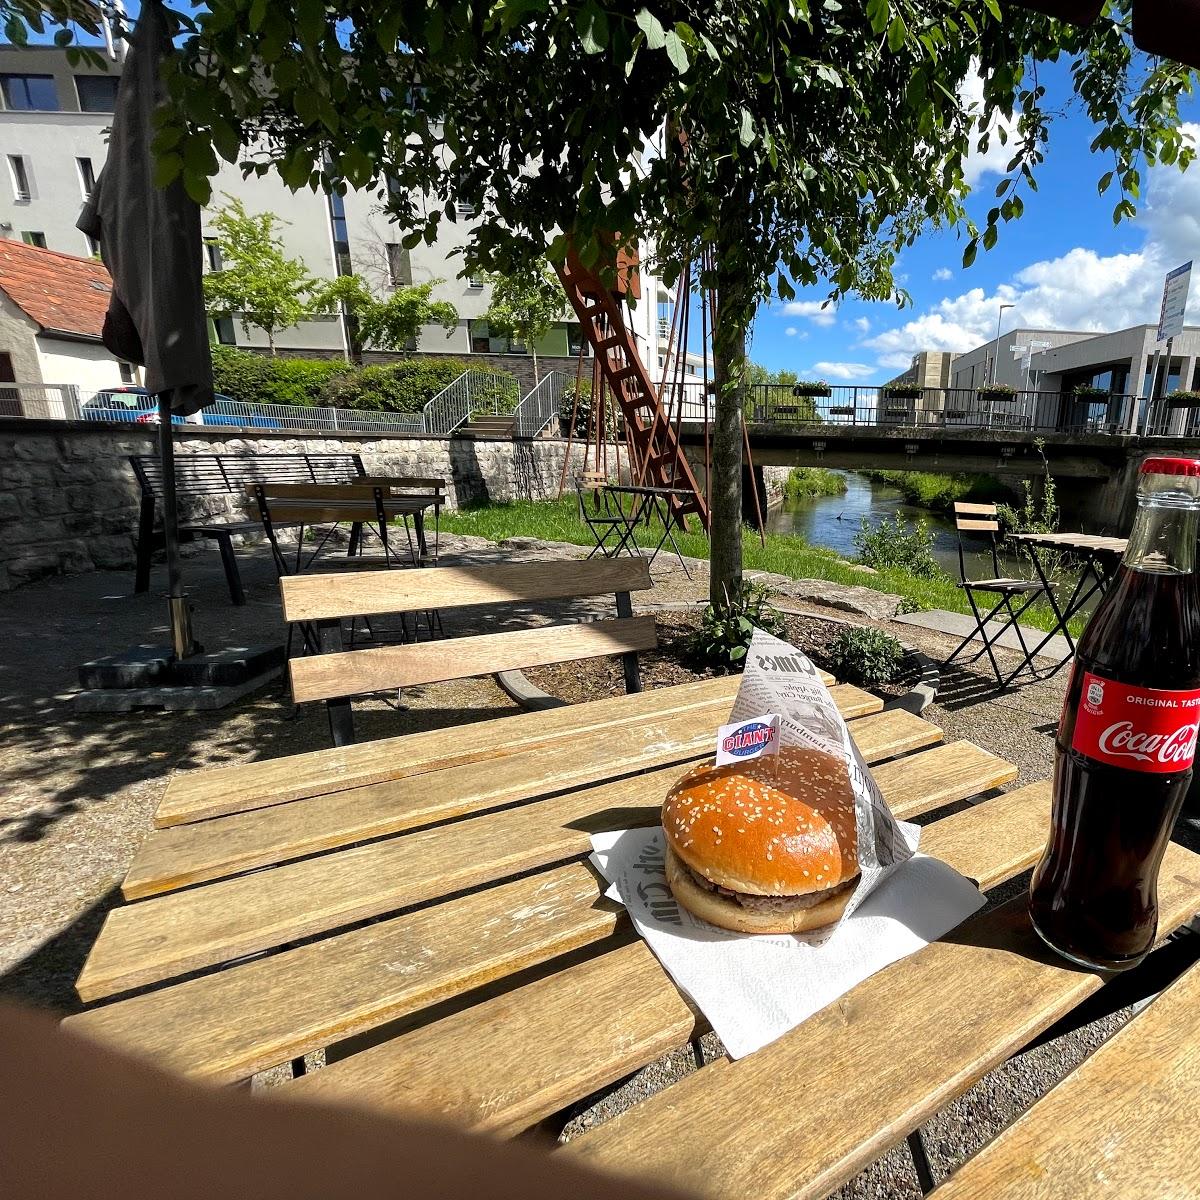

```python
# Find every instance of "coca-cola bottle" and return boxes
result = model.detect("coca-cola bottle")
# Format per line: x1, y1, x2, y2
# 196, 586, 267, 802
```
1029, 456, 1200, 971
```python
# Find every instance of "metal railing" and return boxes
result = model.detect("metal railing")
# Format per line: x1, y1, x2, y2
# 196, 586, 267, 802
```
422, 370, 520, 436
0, 382, 81, 420
512, 369, 576, 438
201, 397, 424, 433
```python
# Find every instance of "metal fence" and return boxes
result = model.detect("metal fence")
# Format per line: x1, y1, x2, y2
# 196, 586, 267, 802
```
422, 370, 521, 436
513, 369, 576, 437
0, 382, 82, 421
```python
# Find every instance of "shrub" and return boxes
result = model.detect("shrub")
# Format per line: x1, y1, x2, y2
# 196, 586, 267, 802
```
782, 467, 847, 501
791, 379, 831, 397
558, 378, 594, 436
1167, 389, 1200, 407
854, 514, 941, 579
884, 382, 924, 398
210, 347, 345, 407
977, 383, 1016, 398
688, 579, 787, 672
1072, 383, 1110, 397
860, 470, 1008, 512
828, 627, 905, 687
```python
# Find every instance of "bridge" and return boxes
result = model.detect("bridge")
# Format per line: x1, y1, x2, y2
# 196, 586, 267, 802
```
670, 384, 1200, 530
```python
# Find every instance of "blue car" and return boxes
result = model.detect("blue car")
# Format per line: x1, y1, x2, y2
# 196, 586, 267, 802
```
80, 387, 281, 428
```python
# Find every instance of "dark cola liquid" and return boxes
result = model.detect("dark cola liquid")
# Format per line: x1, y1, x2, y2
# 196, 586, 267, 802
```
1029, 563, 1200, 971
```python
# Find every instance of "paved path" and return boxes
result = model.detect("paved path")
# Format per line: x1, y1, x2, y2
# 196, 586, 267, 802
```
894, 608, 1072, 663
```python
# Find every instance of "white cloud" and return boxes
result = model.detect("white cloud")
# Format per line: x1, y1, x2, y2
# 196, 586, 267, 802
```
865, 125, 1200, 367
782, 299, 836, 327
853, 317, 871, 334
960, 66, 1020, 188
785, 325, 798, 337
933, 267, 953, 282
813, 361, 875, 380
878, 351, 916, 371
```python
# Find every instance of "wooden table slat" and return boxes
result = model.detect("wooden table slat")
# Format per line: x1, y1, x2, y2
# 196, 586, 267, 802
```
154, 674, 830, 828
66, 749, 1024, 1083
565, 843, 1200, 1200
125, 707, 942, 900
928, 960, 1200, 1199
78, 738, 1005, 1003
278, 780, 1053, 1132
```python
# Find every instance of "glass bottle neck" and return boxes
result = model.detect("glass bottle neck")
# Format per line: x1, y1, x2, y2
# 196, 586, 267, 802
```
1124, 502, 1199, 574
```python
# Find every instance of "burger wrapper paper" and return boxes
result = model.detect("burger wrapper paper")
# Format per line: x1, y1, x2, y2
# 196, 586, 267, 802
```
588, 630, 985, 1058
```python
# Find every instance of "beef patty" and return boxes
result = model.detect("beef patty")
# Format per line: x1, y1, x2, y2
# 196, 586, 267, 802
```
682, 860, 859, 913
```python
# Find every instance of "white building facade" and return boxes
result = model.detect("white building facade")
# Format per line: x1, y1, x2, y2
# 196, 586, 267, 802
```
0, 45, 670, 387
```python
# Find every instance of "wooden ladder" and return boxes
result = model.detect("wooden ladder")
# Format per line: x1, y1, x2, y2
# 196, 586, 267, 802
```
557, 248, 709, 531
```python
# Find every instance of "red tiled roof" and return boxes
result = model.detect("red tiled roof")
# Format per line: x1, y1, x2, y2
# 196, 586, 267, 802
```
0, 238, 111, 340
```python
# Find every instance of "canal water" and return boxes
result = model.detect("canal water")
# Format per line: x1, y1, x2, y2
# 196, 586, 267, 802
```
765, 471, 990, 577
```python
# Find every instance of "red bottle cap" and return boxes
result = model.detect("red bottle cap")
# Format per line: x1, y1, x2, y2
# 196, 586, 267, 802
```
1139, 456, 1200, 477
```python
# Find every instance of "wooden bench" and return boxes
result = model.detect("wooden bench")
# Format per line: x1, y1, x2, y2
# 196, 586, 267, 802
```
281, 557, 657, 746
130, 452, 366, 605
247, 478, 446, 576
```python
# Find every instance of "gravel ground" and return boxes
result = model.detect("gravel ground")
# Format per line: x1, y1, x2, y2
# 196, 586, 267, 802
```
0, 532, 1195, 1198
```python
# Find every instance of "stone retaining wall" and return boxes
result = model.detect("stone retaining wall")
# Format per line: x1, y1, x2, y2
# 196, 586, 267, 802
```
0, 421, 625, 591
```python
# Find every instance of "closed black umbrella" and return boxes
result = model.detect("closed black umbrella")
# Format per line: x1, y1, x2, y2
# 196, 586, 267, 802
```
78, 0, 213, 659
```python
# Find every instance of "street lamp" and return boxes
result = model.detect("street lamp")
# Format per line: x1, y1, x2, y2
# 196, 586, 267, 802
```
991, 303, 1016, 385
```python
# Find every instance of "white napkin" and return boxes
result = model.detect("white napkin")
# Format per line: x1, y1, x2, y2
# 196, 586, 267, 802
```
590, 824, 984, 1059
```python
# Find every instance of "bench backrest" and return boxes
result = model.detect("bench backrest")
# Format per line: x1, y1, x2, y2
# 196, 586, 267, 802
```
953, 501, 999, 533
130, 453, 366, 499
281, 557, 656, 744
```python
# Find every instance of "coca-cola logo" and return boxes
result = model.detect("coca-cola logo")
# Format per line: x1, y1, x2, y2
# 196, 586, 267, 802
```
1096, 719, 1199, 765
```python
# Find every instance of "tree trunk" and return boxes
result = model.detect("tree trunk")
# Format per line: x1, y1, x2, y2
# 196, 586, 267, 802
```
709, 293, 749, 608
267, 329, 277, 357
531, 345, 541, 385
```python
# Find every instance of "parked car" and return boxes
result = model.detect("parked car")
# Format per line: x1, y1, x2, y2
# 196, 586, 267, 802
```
81, 387, 185, 424
80, 387, 281, 429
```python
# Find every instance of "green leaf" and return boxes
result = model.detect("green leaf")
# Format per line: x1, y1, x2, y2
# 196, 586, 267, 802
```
183, 170, 212, 207
983, 0, 1003, 19
962, 239, 979, 269
739, 107, 754, 147
886, 15, 906, 52
866, 0, 890, 35
663, 28, 689, 73
249, 0, 269, 33
579, 4, 608, 54
636, 8, 666, 50
152, 152, 182, 189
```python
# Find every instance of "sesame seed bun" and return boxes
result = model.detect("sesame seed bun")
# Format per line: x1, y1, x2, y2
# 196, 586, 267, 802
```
661, 746, 859, 934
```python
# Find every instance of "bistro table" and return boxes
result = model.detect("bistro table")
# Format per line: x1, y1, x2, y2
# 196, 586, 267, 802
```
604, 483, 698, 577
65, 675, 1200, 1199
1006, 530, 1127, 678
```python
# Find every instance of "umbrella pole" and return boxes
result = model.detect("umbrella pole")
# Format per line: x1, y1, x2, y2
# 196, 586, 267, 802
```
157, 390, 195, 659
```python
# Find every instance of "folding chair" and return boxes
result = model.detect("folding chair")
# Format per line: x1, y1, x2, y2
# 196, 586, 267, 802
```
944, 502, 1051, 687
575, 471, 637, 559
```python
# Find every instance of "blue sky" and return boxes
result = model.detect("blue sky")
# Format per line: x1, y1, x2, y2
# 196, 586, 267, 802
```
748, 65, 1200, 383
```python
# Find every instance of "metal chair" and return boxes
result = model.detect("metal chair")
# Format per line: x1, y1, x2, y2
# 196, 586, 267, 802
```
575, 471, 638, 559
944, 502, 1049, 687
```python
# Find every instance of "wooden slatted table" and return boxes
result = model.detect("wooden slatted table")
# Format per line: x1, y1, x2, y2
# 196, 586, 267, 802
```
66, 676, 1200, 1200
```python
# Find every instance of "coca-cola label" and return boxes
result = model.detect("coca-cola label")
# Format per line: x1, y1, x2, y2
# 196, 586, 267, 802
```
1071, 671, 1200, 773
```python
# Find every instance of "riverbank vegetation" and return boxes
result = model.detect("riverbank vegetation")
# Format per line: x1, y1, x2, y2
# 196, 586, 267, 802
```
782, 467, 847, 501
438, 497, 1074, 634
860, 470, 1011, 512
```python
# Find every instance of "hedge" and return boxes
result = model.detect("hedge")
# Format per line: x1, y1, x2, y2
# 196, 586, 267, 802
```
210, 347, 518, 414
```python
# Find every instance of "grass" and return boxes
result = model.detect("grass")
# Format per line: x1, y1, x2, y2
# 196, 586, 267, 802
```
782, 467, 847, 501
439, 496, 1079, 634
861, 470, 1011, 511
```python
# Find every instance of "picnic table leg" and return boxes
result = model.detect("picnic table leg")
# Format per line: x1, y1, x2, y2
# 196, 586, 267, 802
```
616, 590, 642, 694
316, 618, 355, 746
214, 532, 246, 606
347, 521, 362, 558
414, 511, 429, 559
906, 1130, 937, 1193
134, 493, 155, 593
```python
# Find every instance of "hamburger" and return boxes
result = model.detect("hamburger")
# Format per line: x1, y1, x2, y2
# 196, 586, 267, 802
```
662, 746, 859, 934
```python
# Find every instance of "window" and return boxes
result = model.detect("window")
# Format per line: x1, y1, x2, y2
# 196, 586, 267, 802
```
466, 274, 483, 289
213, 316, 236, 346
118, 362, 134, 384
203, 238, 222, 271
21, 231, 46, 248
84, 232, 101, 257
1, 74, 58, 111
326, 190, 351, 275
455, 201, 475, 218
77, 157, 96, 199
7, 155, 30, 202
567, 322, 586, 357
469, 321, 491, 354
385, 243, 411, 287
75, 74, 120, 112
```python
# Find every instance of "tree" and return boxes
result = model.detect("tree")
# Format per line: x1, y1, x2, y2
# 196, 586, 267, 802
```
312, 275, 458, 357
202, 197, 317, 355
23, 2, 1193, 604
482, 265, 566, 383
